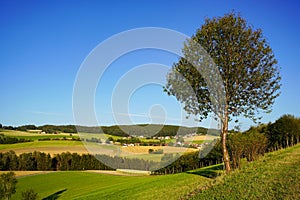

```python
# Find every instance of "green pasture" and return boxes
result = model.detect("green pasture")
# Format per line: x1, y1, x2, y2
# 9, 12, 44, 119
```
0, 140, 83, 151
12, 170, 211, 200
191, 144, 300, 199
0, 129, 79, 140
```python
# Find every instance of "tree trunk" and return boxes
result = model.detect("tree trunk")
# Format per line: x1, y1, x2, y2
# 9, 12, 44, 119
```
221, 115, 231, 172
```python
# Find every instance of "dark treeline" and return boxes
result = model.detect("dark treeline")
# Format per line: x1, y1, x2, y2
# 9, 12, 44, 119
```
265, 114, 300, 151
0, 151, 111, 171
0, 150, 222, 173
0, 134, 32, 144
0, 151, 163, 171
1, 124, 78, 134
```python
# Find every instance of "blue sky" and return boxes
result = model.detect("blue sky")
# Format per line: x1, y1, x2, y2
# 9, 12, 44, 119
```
0, 0, 299, 130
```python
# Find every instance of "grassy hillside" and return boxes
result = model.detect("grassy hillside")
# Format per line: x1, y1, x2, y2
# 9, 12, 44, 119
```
0, 129, 79, 140
190, 144, 300, 199
12, 171, 211, 200
7, 144, 300, 199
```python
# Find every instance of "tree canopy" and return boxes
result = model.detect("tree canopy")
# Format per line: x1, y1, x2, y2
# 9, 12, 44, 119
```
0, 172, 17, 200
164, 12, 281, 172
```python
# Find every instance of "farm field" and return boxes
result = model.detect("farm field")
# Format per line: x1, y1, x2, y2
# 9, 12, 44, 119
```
0, 130, 201, 158
0, 140, 197, 163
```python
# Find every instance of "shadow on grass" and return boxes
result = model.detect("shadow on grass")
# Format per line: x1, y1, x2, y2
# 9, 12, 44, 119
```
186, 164, 224, 178
42, 189, 67, 200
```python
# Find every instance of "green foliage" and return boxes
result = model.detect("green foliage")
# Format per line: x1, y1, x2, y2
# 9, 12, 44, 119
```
165, 12, 281, 122
266, 114, 300, 150
21, 189, 38, 200
115, 137, 141, 144
0, 172, 17, 200
148, 149, 163, 154
38, 125, 77, 133
165, 12, 281, 172
148, 149, 154, 153
155, 143, 223, 175
0, 151, 112, 171
16, 125, 37, 132
228, 131, 267, 169
0, 134, 32, 144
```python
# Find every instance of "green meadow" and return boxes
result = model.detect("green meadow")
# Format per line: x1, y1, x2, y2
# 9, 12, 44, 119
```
7, 144, 300, 200
12, 170, 211, 200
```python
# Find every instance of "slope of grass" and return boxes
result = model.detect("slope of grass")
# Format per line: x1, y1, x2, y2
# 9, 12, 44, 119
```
8, 143, 300, 199
0, 129, 79, 140
12, 171, 211, 200
0, 140, 84, 150
190, 144, 300, 200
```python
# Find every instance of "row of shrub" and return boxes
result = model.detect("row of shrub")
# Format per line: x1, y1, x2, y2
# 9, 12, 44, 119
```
0, 134, 32, 144
37, 137, 81, 141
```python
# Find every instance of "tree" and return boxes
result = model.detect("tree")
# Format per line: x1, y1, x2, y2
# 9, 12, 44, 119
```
266, 114, 300, 150
21, 189, 38, 200
0, 172, 17, 200
164, 12, 281, 172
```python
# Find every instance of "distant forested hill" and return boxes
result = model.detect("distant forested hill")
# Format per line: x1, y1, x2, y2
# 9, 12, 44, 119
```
2, 124, 220, 137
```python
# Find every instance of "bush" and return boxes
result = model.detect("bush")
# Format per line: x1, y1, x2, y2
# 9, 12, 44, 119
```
38, 138, 51, 141
148, 149, 154, 154
22, 189, 38, 200
0, 172, 17, 200
149, 149, 163, 154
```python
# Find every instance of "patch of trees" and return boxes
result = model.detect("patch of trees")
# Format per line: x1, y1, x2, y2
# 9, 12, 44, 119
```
38, 125, 77, 133
227, 114, 300, 170
148, 149, 164, 154
37, 137, 81, 142
0, 151, 113, 171
0, 134, 32, 144
0, 172, 17, 200
228, 131, 267, 169
154, 141, 223, 175
115, 137, 141, 144
0, 151, 158, 171
0, 172, 38, 200
265, 114, 300, 151
16, 125, 37, 131
22, 189, 38, 200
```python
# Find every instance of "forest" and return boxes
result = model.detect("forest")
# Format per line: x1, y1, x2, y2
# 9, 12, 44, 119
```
0, 124, 217, 137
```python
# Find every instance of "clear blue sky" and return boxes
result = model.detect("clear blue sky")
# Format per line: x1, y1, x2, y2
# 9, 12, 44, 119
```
0, 0, 299, 130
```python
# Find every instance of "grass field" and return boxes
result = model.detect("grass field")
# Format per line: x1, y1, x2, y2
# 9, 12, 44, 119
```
0, 129, 79, 140
3, 140, 300, 199
11, 170, 212, 200
0, 140, 87, 155
190, 144, 300, 199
